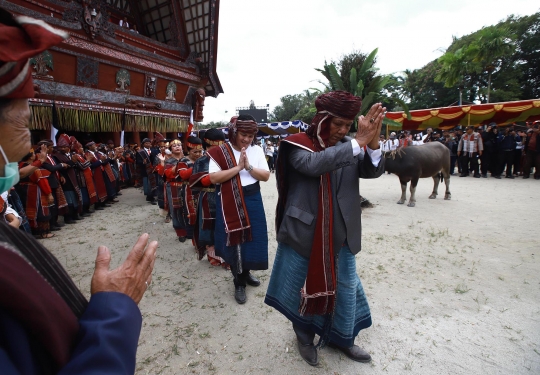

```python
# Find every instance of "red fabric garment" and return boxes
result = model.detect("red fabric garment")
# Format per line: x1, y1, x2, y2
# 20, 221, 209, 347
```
0, 195, 6, 217
155, 163, 165, 176
85, 151, 107, 202
30, 160, 42, 168
178, 167, 192, 180
0, 247, 79, 370
137, 149, 156, 189
75, 154, 98, 204
54, 186, 68, 214
275, 133, 336, 316
36, 171, 52, 195
0, 10, 68, 99
207, 143, 251, 246
164, 164, 178, 181
528, 134, 537, 150
18, 167, 51, 227
201, 175, 211, 186
177, 162, 197, 225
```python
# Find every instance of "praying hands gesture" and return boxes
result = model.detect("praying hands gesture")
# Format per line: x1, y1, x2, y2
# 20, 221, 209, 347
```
355, 103, 386, 149
239, 148, 249, 170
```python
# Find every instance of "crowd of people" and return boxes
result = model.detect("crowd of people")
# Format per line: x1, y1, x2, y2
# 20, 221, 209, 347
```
1, 135, 133, 239
378, 123, 540, 179
2, 11, 540, 374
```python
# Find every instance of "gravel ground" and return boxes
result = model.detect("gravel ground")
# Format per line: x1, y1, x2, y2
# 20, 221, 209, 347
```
42, 172, 540, 375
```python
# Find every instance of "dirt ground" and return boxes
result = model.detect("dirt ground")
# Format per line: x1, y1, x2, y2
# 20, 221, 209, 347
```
42, 172, 540, 375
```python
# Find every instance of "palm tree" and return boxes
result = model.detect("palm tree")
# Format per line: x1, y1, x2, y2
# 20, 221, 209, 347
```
470, 26, 515, 103
435, 47, 479, 105
315, 48, 409, 130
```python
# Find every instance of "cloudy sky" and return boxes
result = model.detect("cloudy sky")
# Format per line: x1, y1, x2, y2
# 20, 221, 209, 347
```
203, 0, 538, 123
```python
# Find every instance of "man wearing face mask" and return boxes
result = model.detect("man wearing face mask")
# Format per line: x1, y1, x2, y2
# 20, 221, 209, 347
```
0, 9, 157, 374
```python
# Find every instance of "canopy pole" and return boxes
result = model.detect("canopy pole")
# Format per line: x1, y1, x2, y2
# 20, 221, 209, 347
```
468, 113, 470, 127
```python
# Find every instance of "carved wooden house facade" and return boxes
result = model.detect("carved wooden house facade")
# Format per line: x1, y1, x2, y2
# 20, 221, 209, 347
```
3, 0, 222, 145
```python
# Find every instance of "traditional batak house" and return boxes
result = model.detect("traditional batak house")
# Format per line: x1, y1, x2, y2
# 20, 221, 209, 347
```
3, 0, 222, 145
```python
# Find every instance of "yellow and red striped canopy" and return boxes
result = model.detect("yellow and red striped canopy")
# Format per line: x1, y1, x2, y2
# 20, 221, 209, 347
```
386, 99, 540, 130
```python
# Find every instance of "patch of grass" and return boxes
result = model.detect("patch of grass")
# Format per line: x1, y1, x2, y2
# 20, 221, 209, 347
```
454, 284, 470, 294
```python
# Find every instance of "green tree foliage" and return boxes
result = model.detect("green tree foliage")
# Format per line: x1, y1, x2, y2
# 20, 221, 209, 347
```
470, 26, 516, 102
198, 121, 228, 129
269, 90, 318, 123
271, 11, 539, 125
504, 12, 540, 99
435, 46, 481, 105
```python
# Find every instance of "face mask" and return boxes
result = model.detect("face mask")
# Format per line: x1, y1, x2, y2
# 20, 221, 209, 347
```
0, 145, 20, 195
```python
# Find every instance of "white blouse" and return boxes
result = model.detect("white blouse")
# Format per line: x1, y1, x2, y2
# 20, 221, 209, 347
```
209, 143, 269, 186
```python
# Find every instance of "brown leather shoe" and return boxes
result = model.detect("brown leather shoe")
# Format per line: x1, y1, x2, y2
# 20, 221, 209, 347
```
293, 325, 318, 366
328, 343, 371, 363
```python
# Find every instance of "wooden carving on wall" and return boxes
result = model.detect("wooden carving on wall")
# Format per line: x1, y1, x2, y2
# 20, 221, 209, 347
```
126, 99, 161, 110
193, 88, 205, 122
115, 68, 130, 94
165, 81, 176, 101
145, 76, 157, 98
77, 57, 99, 87
30, 50, 54, 81
63, 0, 114, 40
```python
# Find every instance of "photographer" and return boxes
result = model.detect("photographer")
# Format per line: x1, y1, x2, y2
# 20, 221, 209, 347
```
398, 131, 411, 147
422, 127, 434, 143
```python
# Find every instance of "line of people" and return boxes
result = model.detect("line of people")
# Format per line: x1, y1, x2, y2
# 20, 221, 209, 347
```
135, 119, 271, 302
2, 134, 128, 239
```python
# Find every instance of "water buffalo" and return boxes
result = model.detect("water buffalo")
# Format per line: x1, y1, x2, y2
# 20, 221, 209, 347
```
384, 142, 451, 207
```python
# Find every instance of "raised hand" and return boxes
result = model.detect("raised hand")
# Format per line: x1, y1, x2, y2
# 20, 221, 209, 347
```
91, 233, 158, 304
37, 144, 48, 163
355, 103, 386, 149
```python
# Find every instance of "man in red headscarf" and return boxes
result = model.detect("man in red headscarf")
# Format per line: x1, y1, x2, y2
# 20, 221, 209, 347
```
0, 9, 157, 374
265, 91, 385, 366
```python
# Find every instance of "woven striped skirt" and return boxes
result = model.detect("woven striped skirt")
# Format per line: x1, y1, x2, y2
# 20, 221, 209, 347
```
265, 242, 372, 348
214, 186, 268, 271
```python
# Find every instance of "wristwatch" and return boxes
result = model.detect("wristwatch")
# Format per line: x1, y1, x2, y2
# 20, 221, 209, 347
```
246, 165, 253, 172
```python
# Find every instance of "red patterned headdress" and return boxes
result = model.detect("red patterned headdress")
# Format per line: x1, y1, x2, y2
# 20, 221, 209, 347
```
69, 136, 80, 151
228, 115, 258, 146
186, 136, 203, 150
0, 8, 69, 99
307, 90, 362, 149
57, 134, 71, 147
154, 132, 165, 143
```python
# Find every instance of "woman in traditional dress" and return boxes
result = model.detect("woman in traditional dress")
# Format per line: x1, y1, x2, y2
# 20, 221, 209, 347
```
208, 115, 270, 304
164, 139, 188, 242
15, 150, 55, 238
71, 139, 98, 214
189, 129, 228, 267
164, 136, 203, 243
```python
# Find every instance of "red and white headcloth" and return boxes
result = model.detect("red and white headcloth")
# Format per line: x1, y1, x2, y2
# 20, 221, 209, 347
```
0, 8, 69, 99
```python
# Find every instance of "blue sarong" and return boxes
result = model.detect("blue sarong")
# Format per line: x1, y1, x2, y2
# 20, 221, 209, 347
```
214, 186, 268, 271
265, 242, 372, 348
63, 190, 78, 208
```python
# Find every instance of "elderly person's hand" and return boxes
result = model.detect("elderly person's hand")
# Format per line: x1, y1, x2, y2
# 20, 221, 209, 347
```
355, 103, 385, 149
91, 233, 157, 304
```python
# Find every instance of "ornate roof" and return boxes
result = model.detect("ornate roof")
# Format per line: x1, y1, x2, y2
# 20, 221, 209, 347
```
106, 0, 222, 96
